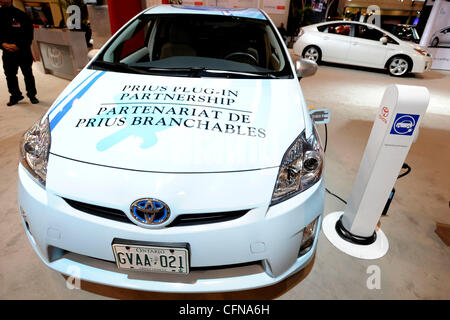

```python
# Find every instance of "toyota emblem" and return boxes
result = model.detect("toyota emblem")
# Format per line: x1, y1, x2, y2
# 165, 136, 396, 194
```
130, 198, 170, 225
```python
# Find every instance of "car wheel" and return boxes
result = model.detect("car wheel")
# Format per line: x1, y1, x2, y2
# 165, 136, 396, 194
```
431, 37, 439, 47
388, 57, 410, 77
303, 46, 321, 63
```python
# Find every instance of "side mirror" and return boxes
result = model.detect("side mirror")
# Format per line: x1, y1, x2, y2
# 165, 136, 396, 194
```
87, 49, 100, 61
295, 58, 318, 79
380, 36, 388, 45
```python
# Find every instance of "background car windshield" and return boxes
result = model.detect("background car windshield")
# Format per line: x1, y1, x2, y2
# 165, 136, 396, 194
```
93, 14, 291, 78
382, 24, 420, 43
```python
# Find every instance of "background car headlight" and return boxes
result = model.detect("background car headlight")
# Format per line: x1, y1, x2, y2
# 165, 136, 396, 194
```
271, 127, 323, 205
414, 48, 428, 56
20, 117, 51, 187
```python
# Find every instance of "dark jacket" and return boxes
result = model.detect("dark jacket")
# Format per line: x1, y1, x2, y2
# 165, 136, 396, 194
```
0, 6, 34, 53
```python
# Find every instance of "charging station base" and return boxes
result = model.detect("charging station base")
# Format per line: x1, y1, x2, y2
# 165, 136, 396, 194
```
322, 212, 389, 260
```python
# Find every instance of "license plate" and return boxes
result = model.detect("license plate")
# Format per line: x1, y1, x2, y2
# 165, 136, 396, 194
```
112, 240, 190, 275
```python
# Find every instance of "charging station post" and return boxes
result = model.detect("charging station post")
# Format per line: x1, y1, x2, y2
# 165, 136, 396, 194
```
322, 85, 430, 259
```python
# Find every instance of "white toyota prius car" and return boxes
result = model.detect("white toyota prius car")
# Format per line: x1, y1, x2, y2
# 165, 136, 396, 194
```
293, 21, 432, 77
430, 26, 450, 47
18, 5, 324, 292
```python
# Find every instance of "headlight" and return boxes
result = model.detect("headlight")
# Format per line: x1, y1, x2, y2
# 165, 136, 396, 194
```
414, 48, 428, 56
271, 127, 323, 205
20, 117, 51, 187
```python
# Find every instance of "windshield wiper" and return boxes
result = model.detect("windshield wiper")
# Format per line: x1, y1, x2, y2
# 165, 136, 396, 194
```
92, 61, 279, 79
149, 68, 279, 79
90, 60, 151, 75
203, 69, 278, 79
146, 67, 208, 77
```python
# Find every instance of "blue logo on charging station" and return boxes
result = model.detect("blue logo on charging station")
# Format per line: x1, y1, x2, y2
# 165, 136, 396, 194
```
390, 113, 420, 136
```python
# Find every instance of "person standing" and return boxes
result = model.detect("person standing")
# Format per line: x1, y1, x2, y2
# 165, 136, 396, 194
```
0, 0, 39, 106
277, 23, 288, 45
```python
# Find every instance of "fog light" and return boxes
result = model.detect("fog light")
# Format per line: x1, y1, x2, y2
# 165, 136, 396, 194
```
299, 217, 319, 256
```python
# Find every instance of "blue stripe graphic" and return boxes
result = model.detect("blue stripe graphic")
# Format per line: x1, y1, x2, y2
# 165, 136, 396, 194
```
48, 71, 99, 118
50, 71, 106, 131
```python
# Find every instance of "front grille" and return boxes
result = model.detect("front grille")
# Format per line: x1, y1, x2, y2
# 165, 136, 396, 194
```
64, 198, 131, 224
63, 198, 250, 227
168, 210, 248, 227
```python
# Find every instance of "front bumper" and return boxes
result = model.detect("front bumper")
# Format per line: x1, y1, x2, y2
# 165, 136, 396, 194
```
411, 54, 433, 73
18, 157, 324, 293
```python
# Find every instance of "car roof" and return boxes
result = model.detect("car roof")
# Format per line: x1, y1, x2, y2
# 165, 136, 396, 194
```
315, 20, 376, 27
143, 5, 267, 20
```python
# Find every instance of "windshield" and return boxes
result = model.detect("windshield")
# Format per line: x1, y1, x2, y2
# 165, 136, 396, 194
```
383, 25, 420, 43
90, 13, 292, 79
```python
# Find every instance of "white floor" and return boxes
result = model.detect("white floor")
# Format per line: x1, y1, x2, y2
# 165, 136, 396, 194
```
0, 59, 449, 299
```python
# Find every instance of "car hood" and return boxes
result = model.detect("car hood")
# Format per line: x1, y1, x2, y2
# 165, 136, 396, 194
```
400, 39, 426, 50
46, 69, 307, 173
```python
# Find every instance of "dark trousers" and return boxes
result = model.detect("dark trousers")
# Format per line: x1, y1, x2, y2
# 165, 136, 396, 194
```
2, 49, 37, 98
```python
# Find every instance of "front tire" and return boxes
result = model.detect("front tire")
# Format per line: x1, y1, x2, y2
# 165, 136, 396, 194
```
303, 46, 321, 63
387, 56, 410, 77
